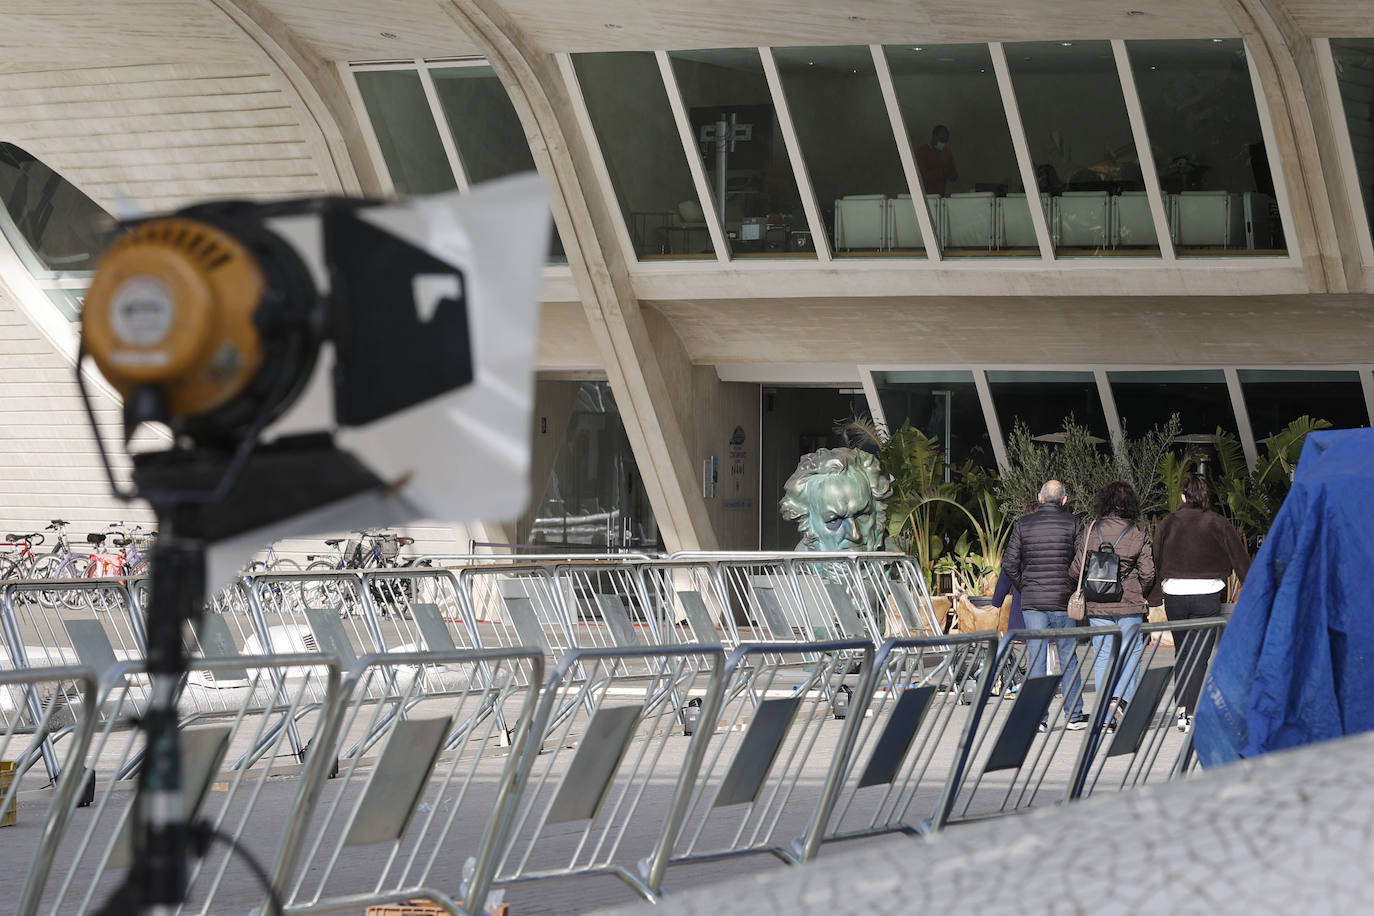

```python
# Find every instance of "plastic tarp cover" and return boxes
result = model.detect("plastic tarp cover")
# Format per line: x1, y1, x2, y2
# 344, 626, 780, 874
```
1194, 429, 1374, 767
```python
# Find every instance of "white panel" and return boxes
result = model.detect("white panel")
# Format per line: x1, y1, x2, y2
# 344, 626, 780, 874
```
0, 62, 331, 214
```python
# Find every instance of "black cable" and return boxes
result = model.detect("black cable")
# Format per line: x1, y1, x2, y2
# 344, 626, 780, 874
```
92, 820, 285, 915
189, 820, 286, 915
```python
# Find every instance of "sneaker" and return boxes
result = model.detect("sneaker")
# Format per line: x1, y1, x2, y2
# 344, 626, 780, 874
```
1177, 710, 1193, 733
1066, 714, 1090, 730
1037, 721, 1048, 733
1003, 685, 1020, 701
1106, 698, 1127, 733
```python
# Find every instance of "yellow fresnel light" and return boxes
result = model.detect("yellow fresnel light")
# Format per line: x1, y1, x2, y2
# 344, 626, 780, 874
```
81, 217, 267, 421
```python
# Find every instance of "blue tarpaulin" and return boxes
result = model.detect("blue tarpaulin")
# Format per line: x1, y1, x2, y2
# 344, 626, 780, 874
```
1194, 428, 1374, 768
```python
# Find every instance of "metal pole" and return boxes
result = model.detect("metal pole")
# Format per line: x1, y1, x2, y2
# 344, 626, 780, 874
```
715, 116, 729, 222
112, 508, 205, 915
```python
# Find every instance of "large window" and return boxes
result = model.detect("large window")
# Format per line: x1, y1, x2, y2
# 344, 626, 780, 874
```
0, 143, 111, 320
1129, 39, 1283, 255
430, 64, 566, 261
872, 370, 994, 469
1331, 39, 1374, 246
354, 64, 565, 263
987, 370, 1109, 440
886, 44, 1036, 256
773, 46, 922, 256
1108, 370, 1237, 439
670, 49, 816, 259
1238, 369, 1368, 436
354, 70, 457, 196
1007, 41, 1157, 257
571, 52, 713, 260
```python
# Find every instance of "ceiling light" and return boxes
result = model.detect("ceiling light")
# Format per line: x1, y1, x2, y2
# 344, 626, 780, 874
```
911, 46, 924, 51
1212, 38, 1224, 42
379, 31, 398, 39
1060, 41, 1073, 47
1126, 9, 1145, 15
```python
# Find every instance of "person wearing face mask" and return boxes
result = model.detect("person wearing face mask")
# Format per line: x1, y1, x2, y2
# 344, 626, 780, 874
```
916, 124, 959, 195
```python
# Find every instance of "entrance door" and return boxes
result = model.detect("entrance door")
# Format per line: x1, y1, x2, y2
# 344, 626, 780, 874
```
524, 381, 661, 551
760, 387, 870, 550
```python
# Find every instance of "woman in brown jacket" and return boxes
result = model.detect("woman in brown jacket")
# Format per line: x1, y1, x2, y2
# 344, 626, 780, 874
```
1070, 481, 1155, 722
1151, 474, 1251, 732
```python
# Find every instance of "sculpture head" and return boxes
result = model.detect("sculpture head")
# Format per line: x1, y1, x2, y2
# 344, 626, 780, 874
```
780, 448, 892, 552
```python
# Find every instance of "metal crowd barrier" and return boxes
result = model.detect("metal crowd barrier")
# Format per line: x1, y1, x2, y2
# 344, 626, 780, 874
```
815, 633, 999, 852
273, 648, 542, 916
493, 645, 725, 901
941, 625, 1122, 826
2, 664, 101, 916
28, 654, 340, 916
0, 558, 1228, 916
662, 641, 872, 882
635, 559, 742, 651
1074, 617, 1227, 799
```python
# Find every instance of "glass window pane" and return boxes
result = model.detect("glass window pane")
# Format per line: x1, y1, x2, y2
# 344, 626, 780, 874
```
0, 143, 110, 275
773, 46, 922, 256
1006, 41, 1158, 258
1108, 370, 1237, 439
1238, 369, 1369, 437
670, 49, 815, 259
430, 64, 566, 262
354, 70, 457, 195
1129, 39, 1284, 256
572, 52, 714, 261
872, 370, 994, 469
1331, 39, 1374, 246
525, 381, 661, 549
885, 44, 1037, 256
986, 370, 1109, 440
43, 288, 83, 322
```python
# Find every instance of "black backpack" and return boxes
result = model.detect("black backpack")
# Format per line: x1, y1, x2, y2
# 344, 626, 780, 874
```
1082, 523, 1133, 603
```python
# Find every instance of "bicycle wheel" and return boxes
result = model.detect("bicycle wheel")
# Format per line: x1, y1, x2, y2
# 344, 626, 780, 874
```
58, 556, 92, 610
303, 560, 338, 610
273, 558, 302, 572
30, 554, 64, 608
0, 555, 20, 582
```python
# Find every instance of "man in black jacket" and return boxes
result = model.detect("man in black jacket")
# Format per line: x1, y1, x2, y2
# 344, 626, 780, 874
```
1003, 479, 1089, 730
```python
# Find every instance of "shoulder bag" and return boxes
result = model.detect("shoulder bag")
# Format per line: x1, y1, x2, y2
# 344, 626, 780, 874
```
1067, 521, 1093, 621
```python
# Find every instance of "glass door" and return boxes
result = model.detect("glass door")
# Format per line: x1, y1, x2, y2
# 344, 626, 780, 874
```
525, 381, 661, 551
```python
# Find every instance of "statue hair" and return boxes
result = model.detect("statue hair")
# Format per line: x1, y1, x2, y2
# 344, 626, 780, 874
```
779, 448, 892, 547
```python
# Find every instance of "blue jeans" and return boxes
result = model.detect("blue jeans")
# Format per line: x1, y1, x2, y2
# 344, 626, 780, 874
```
1021, 609, 1083, 719
1089, 614, 1144, 703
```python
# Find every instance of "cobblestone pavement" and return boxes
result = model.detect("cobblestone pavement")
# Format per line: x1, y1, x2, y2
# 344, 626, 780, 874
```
594, 728, 1368, 916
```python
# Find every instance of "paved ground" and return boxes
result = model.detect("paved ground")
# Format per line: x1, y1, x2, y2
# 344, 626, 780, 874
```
591, 726, 1371, 916
0, 588, 1199, 915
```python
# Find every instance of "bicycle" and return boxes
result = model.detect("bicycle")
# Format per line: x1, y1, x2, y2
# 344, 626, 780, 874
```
7, 520, 95, 608
246, 542, 300, 575
306, 530, 423, 614
0, 529, 45, 579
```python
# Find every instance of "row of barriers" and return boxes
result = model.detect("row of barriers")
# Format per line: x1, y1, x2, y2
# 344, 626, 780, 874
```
0, 553, 1226, 915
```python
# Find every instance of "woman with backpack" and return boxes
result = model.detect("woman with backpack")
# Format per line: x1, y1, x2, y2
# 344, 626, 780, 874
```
1150, 474, 1251, 733
1070, 481, 1156, 726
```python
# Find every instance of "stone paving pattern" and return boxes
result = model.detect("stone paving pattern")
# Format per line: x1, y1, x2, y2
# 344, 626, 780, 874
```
595, 727, 1369, 915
